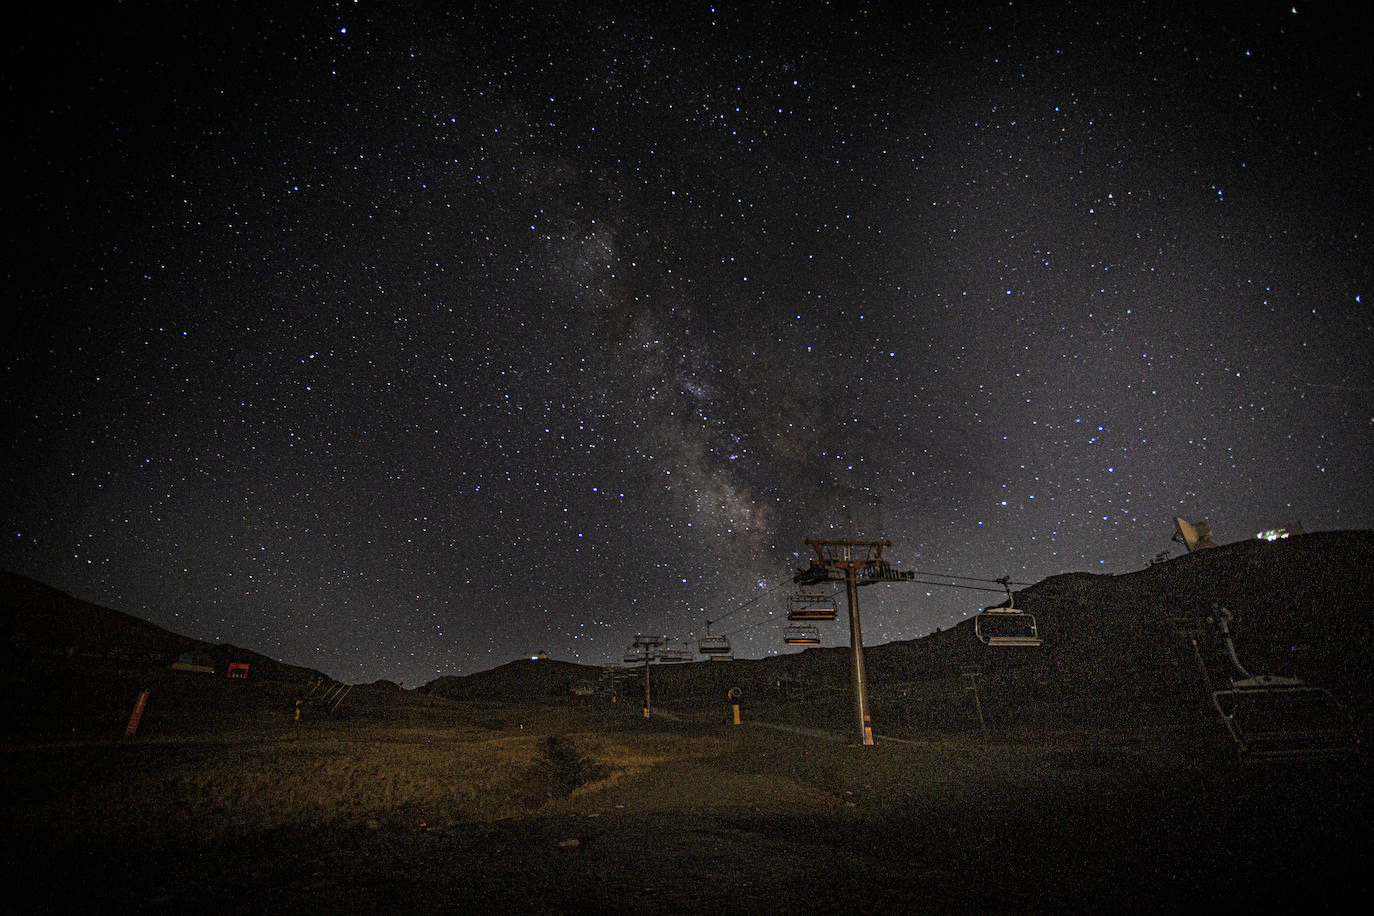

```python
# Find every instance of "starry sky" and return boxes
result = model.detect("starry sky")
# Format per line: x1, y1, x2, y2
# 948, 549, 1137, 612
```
6, 2, 1371, 686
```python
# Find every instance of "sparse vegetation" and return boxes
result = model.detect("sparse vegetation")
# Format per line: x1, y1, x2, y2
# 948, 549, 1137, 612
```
3, 718, 709, 848
3, 533, 1372, 912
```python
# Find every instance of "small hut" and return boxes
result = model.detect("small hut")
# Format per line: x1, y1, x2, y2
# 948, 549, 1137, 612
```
170, 650, 214, 674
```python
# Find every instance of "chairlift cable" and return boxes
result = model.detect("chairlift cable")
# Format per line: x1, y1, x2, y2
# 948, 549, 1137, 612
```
904, 570, 1035, 587
664, 556, 1218, 661
681, 577, 797, 643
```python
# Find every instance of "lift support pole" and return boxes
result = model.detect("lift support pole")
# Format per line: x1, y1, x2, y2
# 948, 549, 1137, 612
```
796, 539, 915, 747
642, 655, 651, 718
624, 634, 663, 718
843, 563, 873, 745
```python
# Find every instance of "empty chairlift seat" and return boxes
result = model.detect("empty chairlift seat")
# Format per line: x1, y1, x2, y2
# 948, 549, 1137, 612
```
783, 623, 822, 646
974, 578, 1042, 647
1202, 608, 1358, 762
974, 606, 1043, 647
698, 634, 733, 657
1212, 675, 1358, 762
788, 591, 838, 621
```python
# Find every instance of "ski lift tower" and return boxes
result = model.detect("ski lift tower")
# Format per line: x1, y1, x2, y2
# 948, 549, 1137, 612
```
795, 539, 915, 746
623, 634, 664, 718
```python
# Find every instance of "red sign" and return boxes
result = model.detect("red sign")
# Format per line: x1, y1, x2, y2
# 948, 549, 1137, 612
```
125, 690, 150, 737
227, 662, 250, 679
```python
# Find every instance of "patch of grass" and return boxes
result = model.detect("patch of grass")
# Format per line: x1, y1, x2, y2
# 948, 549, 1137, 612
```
3, 716, 717, 848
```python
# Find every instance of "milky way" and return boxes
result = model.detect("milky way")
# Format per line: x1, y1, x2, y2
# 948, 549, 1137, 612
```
6, 3, 1371, 685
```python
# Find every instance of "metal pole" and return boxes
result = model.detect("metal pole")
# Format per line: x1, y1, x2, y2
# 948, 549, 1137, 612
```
845, 567, 874, 746
643, 657, 652, 718
965, 669, 986, 733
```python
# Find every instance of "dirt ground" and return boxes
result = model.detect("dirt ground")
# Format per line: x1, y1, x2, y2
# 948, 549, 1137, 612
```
7, 699, 1369, 915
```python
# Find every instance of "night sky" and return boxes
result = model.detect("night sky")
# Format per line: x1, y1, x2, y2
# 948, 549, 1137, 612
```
7, 2, 1371, 687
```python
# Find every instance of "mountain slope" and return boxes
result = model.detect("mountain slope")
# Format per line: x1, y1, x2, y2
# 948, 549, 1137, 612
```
2, 571, 321, 682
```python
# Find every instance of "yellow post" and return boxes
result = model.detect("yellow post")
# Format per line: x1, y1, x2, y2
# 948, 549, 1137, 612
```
732, 703, 741, 725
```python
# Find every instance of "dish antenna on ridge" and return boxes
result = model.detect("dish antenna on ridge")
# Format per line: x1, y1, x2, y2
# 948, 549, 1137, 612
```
1173, 517, 1217, 553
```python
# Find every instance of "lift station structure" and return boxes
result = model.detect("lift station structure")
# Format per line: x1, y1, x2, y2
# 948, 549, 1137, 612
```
794, 539, 916, 746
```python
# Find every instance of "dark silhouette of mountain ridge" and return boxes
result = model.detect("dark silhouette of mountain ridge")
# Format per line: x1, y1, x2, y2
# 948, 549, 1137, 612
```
2, 570, 323, 682
5, 529, 1371, 738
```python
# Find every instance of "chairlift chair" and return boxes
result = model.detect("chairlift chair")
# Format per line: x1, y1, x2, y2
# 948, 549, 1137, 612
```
698, 635, 732, 655
698, 621, 733, 657
788, 591, 838, 621
1211, 676, 1356, 761
1204, 608, 1358, 762
783, 623, 822, 646
974, 579, 1042, 647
